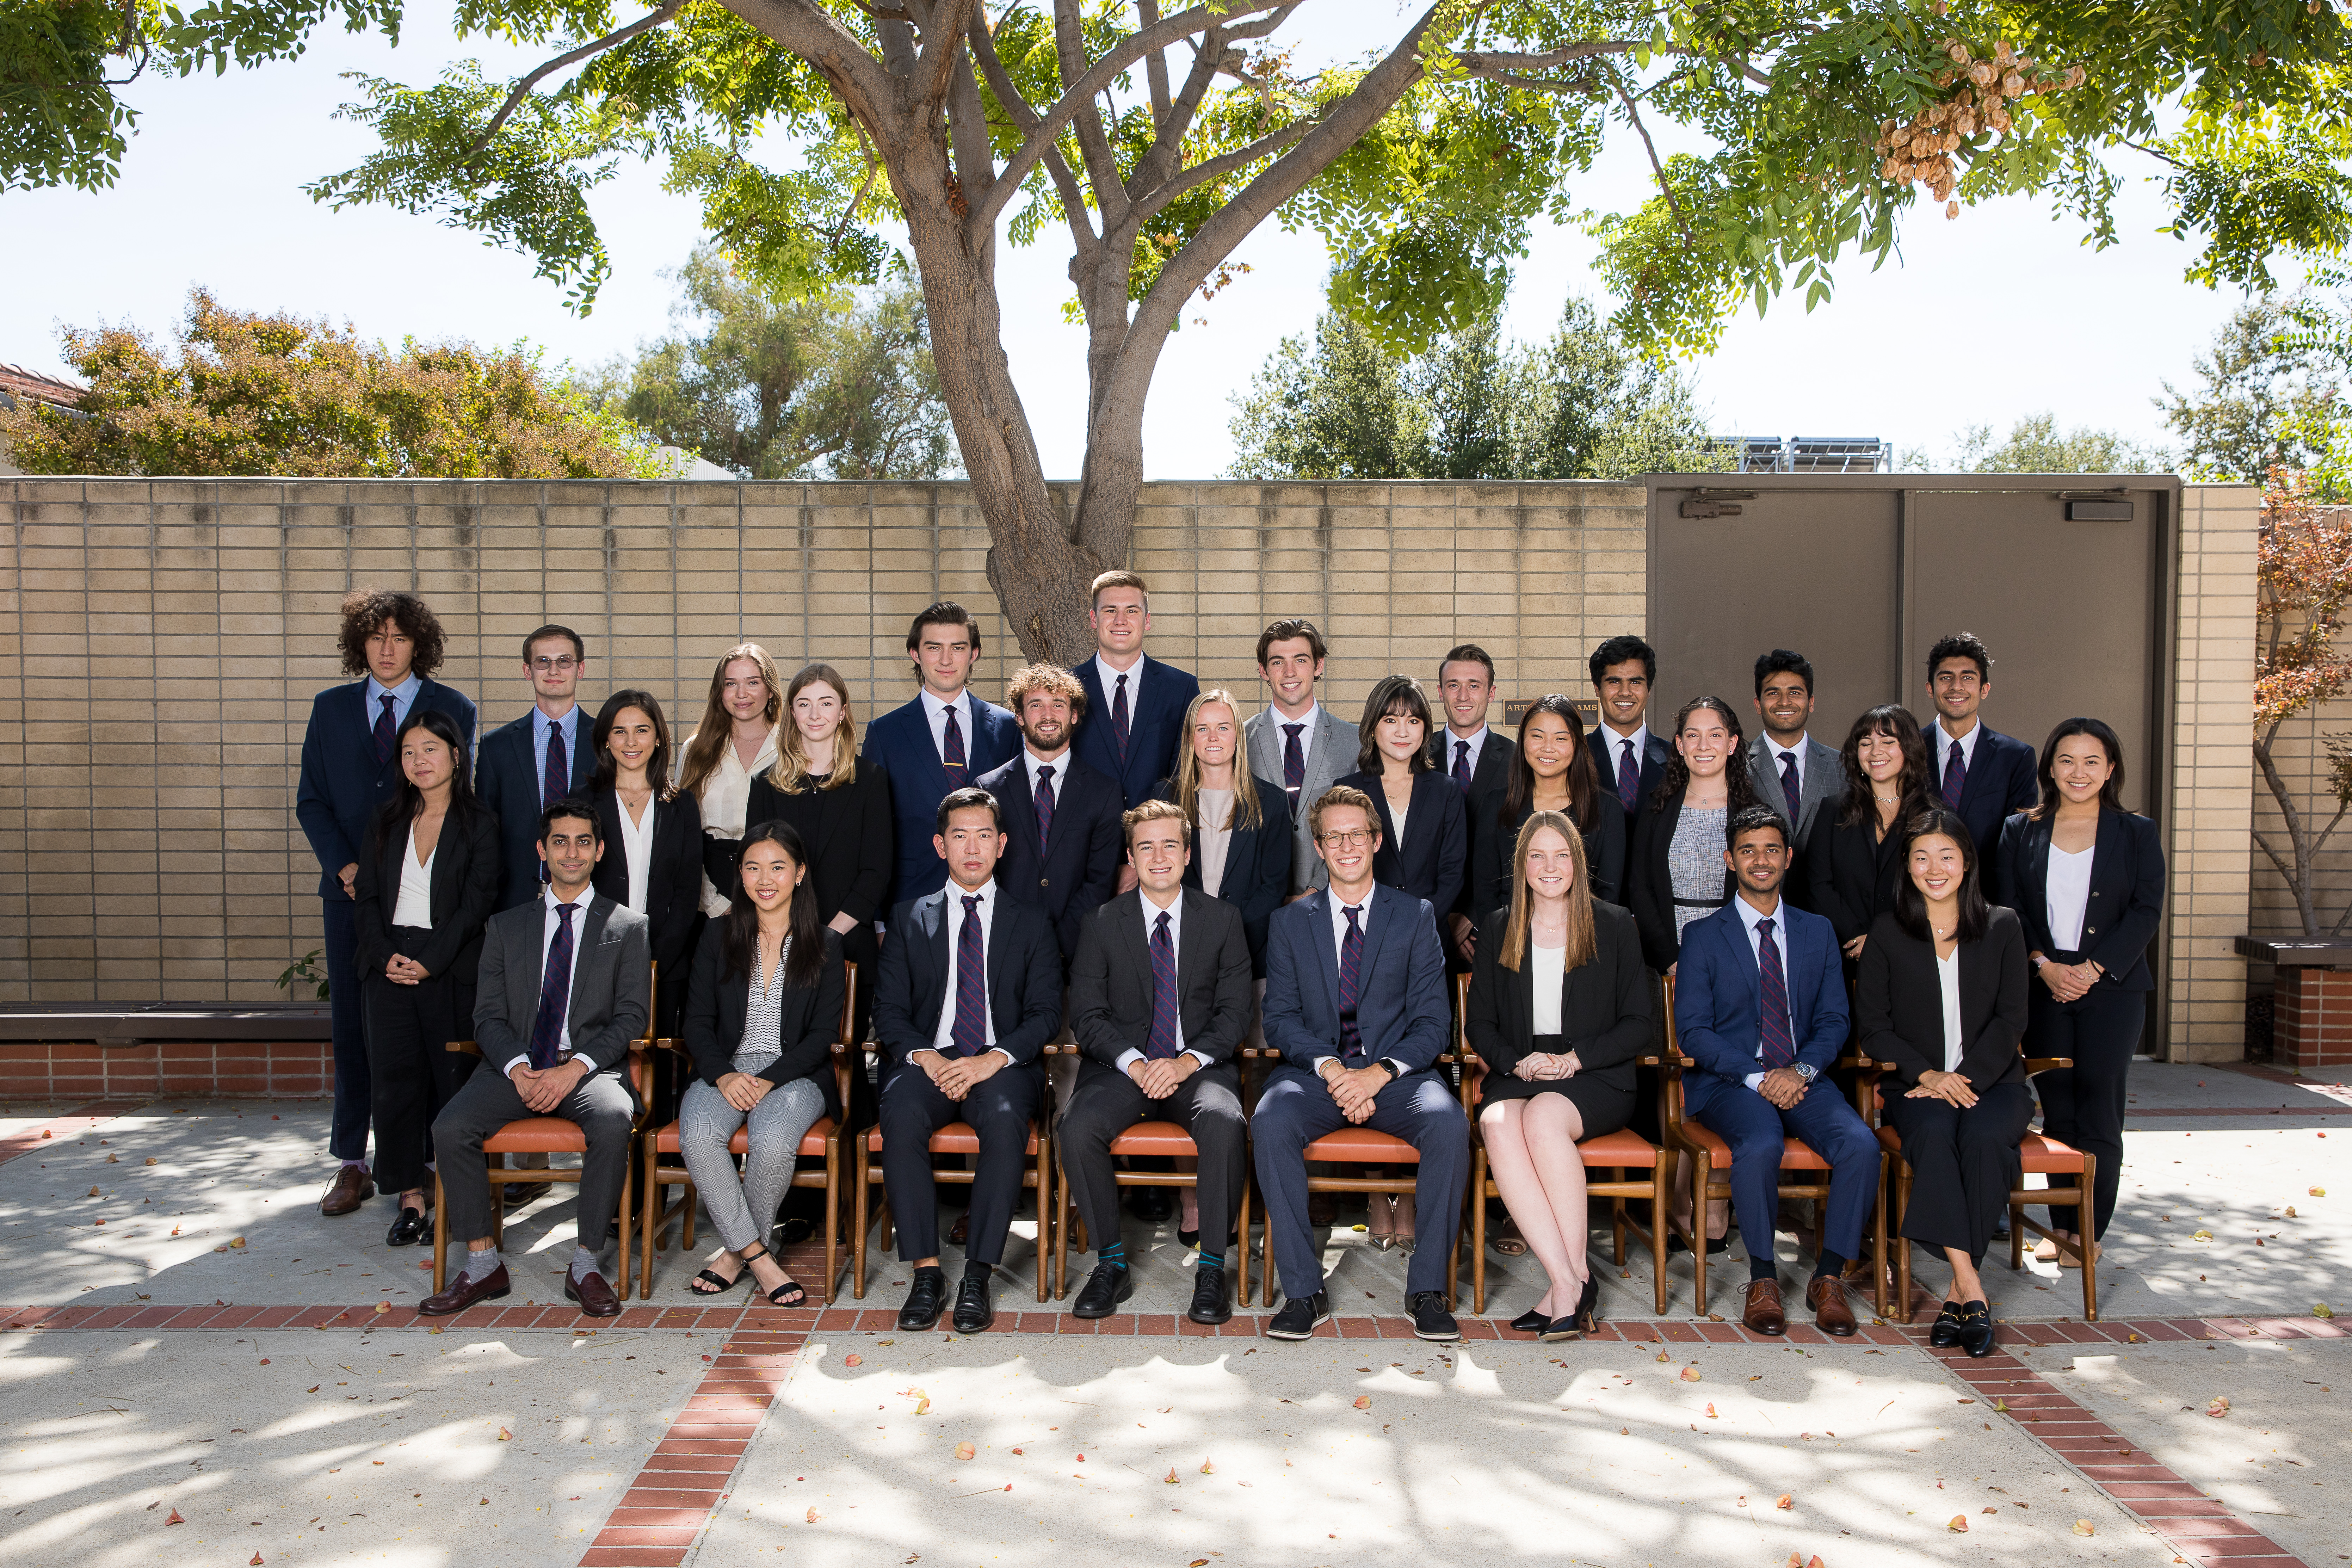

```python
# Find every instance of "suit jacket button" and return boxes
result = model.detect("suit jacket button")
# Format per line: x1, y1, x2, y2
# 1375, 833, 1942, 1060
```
2086, 926, 2097, 935
1041, 877, 1050, 887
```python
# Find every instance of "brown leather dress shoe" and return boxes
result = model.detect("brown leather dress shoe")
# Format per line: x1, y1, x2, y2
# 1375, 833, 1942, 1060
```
1806, 1274, 1857, 1336
419, 1264, 510, 1315
565, 1269, 622, 1318
1742, 1278, 1786, 1336
319, 1165, 374, 1216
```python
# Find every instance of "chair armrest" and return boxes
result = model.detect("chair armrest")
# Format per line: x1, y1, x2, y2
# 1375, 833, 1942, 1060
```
2022, 1055, 2072, 1076
446, 1039, 482, 1057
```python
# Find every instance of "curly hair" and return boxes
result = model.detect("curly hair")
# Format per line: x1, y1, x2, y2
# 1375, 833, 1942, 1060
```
337, 589, 447, 679
1650, 695, 1759, 816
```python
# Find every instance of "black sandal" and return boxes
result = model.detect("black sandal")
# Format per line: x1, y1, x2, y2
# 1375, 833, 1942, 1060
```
688, 1257, 747, 1296
736, 1243, 807, 1308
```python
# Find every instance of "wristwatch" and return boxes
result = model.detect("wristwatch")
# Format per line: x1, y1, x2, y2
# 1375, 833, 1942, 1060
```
1793, 1062, 1820, 1085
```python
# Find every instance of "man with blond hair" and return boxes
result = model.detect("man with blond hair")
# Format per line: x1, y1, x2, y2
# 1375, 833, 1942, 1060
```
1074, 569, 1200, 817
975, 663, 1124, 965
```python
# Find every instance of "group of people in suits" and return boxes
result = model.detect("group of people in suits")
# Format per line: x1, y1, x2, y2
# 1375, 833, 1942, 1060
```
295, 581, 2163, 1345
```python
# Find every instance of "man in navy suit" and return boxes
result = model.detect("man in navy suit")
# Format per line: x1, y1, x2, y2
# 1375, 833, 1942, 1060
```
860, 601, 1023, 912
475, 624, 598, 910
1428, 643, 1515, 966
1254, 785, 1465, 1343
872, 788, 1063, 1334
1072, 570, 1199, 832
1588, 634, 1670, 819
1673, 806, 1877, 1338
294, 589, 476, 1218
1922, 631, 2038, 903
974, 663, 1123, 965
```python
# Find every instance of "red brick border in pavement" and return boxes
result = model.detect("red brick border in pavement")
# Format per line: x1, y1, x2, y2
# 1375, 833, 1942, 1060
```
0, 1100, 153, 1168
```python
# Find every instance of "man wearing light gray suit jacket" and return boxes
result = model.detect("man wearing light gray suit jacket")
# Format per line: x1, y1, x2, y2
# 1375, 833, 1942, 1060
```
1242, 617, 1358, 896
1746, 649, 1842, 912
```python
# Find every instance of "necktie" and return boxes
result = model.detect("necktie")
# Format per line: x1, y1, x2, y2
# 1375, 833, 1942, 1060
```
951, 894, 987, 1056
1337, 903, 1365, 1061
1146, 909, 1180, 1059
1112, 673, 1132, 765
1034, 764, 1055, 849
528, 902, 577, 1071
1942, 736, 1967, 809
1282, 723, 1306, 797
1452, 738, 1473, 794
544, 717, 568, 807
942, 704, 967, 784
1757, 916, 1796, 1073
1779, 749, 1801, 821
1617, 737, 1640, 814
373, 693, 399, 766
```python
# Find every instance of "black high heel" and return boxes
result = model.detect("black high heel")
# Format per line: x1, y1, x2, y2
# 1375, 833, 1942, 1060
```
1573, 1272, 1601, 1335
1510, 1308, 1548, 1334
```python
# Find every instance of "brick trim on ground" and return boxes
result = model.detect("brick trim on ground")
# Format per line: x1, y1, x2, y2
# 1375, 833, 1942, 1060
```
0, 1100, 151, 1167
0, 1041, 331, 1099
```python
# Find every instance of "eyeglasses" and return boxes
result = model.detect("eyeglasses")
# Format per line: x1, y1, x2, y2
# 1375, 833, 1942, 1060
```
1319, 829, 1374, 848
531, 656, 580, 673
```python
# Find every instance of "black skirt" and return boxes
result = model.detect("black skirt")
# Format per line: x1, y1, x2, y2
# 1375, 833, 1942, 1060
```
1480, 1033, 1637, 1136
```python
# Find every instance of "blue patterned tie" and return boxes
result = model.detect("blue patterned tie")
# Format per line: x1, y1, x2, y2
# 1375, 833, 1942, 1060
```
544, 716, 568, 807
1034, 764, 1055, 850
1146, 909, 1180, 1059
1757, 916, 1796, 1073
372, 693, 399, 766
528, 902, 576, 1070
1338, 903, 1365, 1062
951, 895, 987, 1056
942, 704, 967, 784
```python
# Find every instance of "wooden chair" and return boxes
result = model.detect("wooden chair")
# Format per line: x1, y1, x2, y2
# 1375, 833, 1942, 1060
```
430, 960, 658, 1297
1658, 973, 1890, 1320
851, 1068, 1053, 1302
1043, 1042, 1254, 1299
1459, 974, 1673, 1316
636, 962, 860, 1302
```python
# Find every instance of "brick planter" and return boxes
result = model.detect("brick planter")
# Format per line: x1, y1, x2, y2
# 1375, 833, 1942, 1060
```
2274, 968, 2352, 1068
0, 1039, 332, 1101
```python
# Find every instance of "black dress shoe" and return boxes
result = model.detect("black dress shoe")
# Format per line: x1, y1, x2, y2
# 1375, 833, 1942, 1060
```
1956, 1300, 1997, 1358
1928, 1300, 1965, 1348
1267, 1290, 1330, 1340
384, 1205, 430, 1247
1509, 1308, 1548, 1335
1131, 1187, 1174, 1223
1187, 1265, 1232, 1326
1072, 1263, 1134, 1319
952, 1271, 995, 1333
1407, 1290, 1461, 1341
898, 1268, 947, 1332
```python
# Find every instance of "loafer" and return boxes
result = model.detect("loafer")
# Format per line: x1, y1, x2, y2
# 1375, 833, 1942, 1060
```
898, 1268, 947, 1332
564, 1269, 622, 1318
419, 1263, 510, 1316
1955, 1300, 1997, 1358
1187, 1264, 1232, 1326
1072, 1262, 1134, 1319
1805, 1274, 1857, 1337
1742, 1278, 1787, 1336
319, 1165, 374, 1216
1267, 1289, 1330, 1340
384, 1205, 430, 1248
1927, 1300, 1965, 1348
952, 1271, 994, 1334
1509, 1308, 1549, 1335
1407, 1290, 1460, 1341
947, 1212, 969, 1247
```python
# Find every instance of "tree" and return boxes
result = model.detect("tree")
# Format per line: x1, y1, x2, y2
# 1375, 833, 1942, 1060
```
2254, 468, 2352, 937
2160, 301, 2344, 484
1228, 297, 1722, 480
17, 4, 2352, 660
0, 287, 662, 479
1949, 412, 2167, 474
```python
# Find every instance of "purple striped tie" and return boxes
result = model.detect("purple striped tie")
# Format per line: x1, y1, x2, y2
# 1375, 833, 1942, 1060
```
1337, 903, 1365, 1061
1779, 750, 1801, 821
1282, 723, 1305, 798
1112, 673, 1132, 766
1757, 916, 1796, 1073
372, 693, 399, 765
1033, 765, 1055, 850
527, 902, 577, 1070
942, 705, 967, 784
1452, 738, 1473, 794
1941, 738, 1967, 809
951, 895, 987, 1056
1146, 909, 1180, 1059
1616, 737, 1640, 814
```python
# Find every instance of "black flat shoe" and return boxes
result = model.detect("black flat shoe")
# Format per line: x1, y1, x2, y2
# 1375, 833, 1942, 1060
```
1072, 1262, 1134, 1319
898, 1268, 947, 1332
1928, 1300, 1965, 1348
1177, 1228, 1199, 1248
1956, 1300, 1996, 1359
1187, 1265, 1232, 1326
1668, 1233, 1731, 1256
952, 1271, 994, 1333
1574, 1272, 1601, 1335
1510, 1308, 1548, 1334
384, 1205, 430, 1247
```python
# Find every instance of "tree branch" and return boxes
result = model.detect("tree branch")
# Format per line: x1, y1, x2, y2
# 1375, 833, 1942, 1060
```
1138, 0, 1173, 124
1615, 79, 1693, 246
725, 0, 902, 130
915, 0, 980, 104
1054, 0, 1129, 227
964, 5, 1096, 247
459, 1, 686, 166
1455, 40, 1770, 89
1129, 116, 1311, 224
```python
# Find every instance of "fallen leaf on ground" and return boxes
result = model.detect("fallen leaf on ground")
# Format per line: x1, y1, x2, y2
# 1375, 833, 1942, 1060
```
1775, 1493, 1792, 1510
1982, 1506, 1996, 1513
497, 1427, 514, 1440
1948, 1515, 1968, 1532
1075, 1453, 1085, 1462
1353, 1395, 1371, 1409
1199, 1458, 1214, 1474
1010, 1448, 1023, 1455
1679, 1366, 1702, 1382
306, 1385, 319, 1393
844, 1354, 862, 1367
250, 1554, 264, 1565
1654, 1351, 1672, 1362
1164, 1467, 1179, 1484
954, 1442, 975, 1460
2206, 1396, 2229, 1417
2072, 1520, 2094, 1536
2311, 1187, 2327, 1197
144, 1156, 155, 1165
2192, 1229, 2213, 1240
105, 1153, 117, 1163
374, 1302, 390, 1314
229, 1237, 246, 1248
2316, 1303, 2335, 1320
915, 1398, 930, 1415
1705, 1403, 1718, 1418
168, 1226, 178, 1235
806, 1507, 820, 1522
164, 1510, 185, 1526
87, 1186, 100, 1197
2285, 1205, 2298, 1218
258, 1358, 270, 1365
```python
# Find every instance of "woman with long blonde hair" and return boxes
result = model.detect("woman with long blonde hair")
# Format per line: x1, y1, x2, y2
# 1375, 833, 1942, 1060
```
1465, 811, 1649, 1339
678, 643, 784, 919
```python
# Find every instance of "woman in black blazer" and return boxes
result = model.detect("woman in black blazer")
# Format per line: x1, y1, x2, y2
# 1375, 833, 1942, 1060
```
588, 689, 705, 1038
1624, 697, 1755, 973
1807, 704, 1936, 963
677, 822, 847, 1306
1467, 811, 1649, 1340
1855, 807, 2032, 1358
1468, 694, 1628, 926
1335, 673, 1467, 926
352, 708, 500, 1249
1995, 717, 2165, 1265
1151, 688, 1292, 978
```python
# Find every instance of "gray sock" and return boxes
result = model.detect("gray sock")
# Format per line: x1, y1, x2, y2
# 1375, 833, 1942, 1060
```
462, 1248, 500, 1281
570, 1245, 603, 1279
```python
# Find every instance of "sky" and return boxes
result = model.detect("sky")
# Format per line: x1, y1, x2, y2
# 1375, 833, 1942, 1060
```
0, 3, 2274, 478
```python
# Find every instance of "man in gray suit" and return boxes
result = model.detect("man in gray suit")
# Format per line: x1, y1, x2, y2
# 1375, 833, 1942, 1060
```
1746, 649, 1840, 911
1242, 618, 1356, 897
421, 801, 650, 1319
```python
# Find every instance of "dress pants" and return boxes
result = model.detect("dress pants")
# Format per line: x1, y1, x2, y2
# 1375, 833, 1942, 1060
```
1252, 1064, 1468, 1301
2029, 977, 2146, 1239
1058, 1060, 1247, 1257
877, 1058, 1044, 1266
361, 947, 476, 1196
322, 895, 370, 1162
1883, 1080, 2035, 1265
1688, 1076, 1879, 1264
431, 1063, 636, 1251
677, 1077, 827, 1254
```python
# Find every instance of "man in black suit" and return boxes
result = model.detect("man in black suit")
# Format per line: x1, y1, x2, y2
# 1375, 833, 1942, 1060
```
1589, 634, 1670, 820
1746, 649, 1840, 911
1922, 631, 2038, 903
295, 588, 476, 1218
872, 787, 1063, 1334
476, 624, 598, 910
974, 663, 1124, 966
1430, 643, 1515, 967
1073, 570, 1201, 825
1060, 802, 1255, 1324
420, 801, 650, 1320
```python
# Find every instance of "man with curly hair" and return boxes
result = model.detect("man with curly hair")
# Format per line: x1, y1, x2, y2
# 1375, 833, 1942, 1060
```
295, 589, 477, 1218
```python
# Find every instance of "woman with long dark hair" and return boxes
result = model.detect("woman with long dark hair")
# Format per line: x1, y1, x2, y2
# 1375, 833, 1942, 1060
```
1335, 674, 1467, 921
352, 708, 500, 1249
677, 821, 846, 1305
588, 689, 704, 1038
1469, 694, 1628, 919
1807, 704, 1935, 963
1996, 717, 2163, 1268
1855, 808, 2032, 1358
1626, 696, 1757, 973
676, 642, 784, 920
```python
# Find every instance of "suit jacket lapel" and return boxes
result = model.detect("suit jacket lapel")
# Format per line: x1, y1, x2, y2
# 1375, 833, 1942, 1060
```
1300, 890, 1340, 1014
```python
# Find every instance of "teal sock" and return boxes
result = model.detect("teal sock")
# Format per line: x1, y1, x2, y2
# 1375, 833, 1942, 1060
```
1097, 1241, 1126, 1271
1196, 1249, 1224, 1271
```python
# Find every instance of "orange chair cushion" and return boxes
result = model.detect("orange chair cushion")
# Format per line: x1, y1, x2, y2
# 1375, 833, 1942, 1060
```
1302, 1127, 1419, 1162
1677, 1122, 1833, 1170
1103, 1120, 1197, 1157
649, 1116, 837, 1159
1576, 1128, 1661, 1166
863, 1123, 1042, 1156
483, 1117, 592, 1154
2019, 1131, 2087, 1173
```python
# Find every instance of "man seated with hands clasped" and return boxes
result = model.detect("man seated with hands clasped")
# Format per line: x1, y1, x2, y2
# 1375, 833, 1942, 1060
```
1060, 800, 1255, 1325
422, 802, 651, 1319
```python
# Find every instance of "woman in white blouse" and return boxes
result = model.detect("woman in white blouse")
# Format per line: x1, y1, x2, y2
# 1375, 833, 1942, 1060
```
675, 643, 784, 920
588, 689, 704, 1038
1855, 807, 2031, 1358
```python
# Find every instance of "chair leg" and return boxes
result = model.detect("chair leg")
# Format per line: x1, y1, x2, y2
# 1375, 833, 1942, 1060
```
431, 1169, 448, 1296
1034, 1132, 1051, 1305
1611, 1180, 1629, 1268
1895, 1162, 1914, 1323
1470, 1152, 1486, 1316
1235, 1177, 1252, 1305
1053, 1162, 1069, 1302
823, 1135, 841, 1307
638, 1143, 655, 1302
1446, 1187, 1462, 1314
852, 1148, 869, 1301
490, 1155, 505, 1248
1870, 1154, 1889, 1320
1691, 1153, 1710, 1320
617, 1156, 633, 1306
2008, 1187, 2026, 1271
2077, 1154, 2098, 1321
1651, 1150, 1671, 1315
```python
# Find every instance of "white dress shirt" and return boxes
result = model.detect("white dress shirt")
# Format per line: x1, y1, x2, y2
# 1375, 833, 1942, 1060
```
692, 723, 781, 916
920, 687, 983, 764
1937, 949, 1965, 1072
1112, 887, 1214, 1073
1731, 894, 1795, 1091
614, 795, 655, 913
1932, 720, 1981, 779
1530, 942, 1567, 1036
505, 887, 589, 1078
924, 879, 1014, 1064
1092, 651, 1149, 716
1442, 724, 1492, 780
1603, 722, 1651, 782
390, 824, 435, 929
2046, 842, 2095, 952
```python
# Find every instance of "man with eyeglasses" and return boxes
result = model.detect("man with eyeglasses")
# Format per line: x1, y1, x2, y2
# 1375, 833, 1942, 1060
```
479, 625, 600, 911
1922, 631, 2037, 905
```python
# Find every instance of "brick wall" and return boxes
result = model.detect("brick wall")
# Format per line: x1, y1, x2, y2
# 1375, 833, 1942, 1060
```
0, 1039, 333, 1100
2274, 968, 2352, 1069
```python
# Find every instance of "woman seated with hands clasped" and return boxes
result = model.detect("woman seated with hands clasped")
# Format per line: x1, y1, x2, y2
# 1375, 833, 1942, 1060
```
678, 821, 846, 1306
1854, 807, 2032, 1359
1467, 812, 1649, 1341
